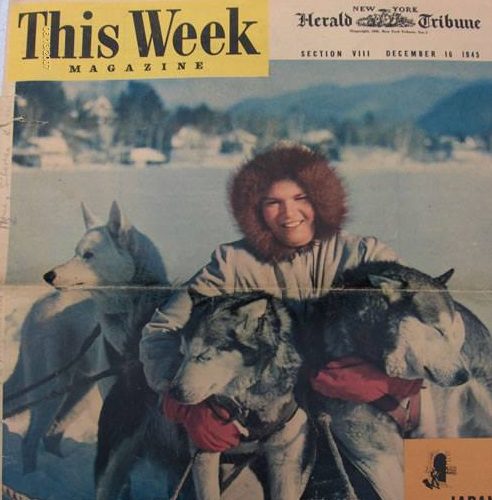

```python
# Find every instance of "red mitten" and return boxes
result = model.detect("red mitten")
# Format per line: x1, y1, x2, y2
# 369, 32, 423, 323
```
163, 392, 193, 421
387, 376, 422, 399
162, 394, 241, 452
310, 356, 422, 403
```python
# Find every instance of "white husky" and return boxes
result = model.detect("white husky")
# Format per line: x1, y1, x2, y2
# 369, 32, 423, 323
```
3, 201, 170, 474
311, 261, 492, 500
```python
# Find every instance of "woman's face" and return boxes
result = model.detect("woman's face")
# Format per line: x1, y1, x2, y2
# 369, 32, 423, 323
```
261, 179, 315, 248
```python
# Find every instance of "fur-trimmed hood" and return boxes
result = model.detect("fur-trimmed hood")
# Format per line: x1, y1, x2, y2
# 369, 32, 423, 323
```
228, 143, 347, 262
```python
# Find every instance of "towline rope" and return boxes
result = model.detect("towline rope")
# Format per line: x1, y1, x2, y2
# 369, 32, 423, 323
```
3, 364, 126, 418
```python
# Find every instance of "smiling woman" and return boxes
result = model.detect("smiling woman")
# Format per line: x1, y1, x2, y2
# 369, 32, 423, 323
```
138, 140, 402, 497
261, 179, 316, 248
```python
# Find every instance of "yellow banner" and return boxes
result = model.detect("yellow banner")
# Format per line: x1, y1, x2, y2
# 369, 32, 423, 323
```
6, 0, 269, 81
405, 438, 492, 500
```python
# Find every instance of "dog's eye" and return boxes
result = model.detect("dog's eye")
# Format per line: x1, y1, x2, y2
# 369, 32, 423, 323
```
82, 251, 94, 260
435, 327, 446, 337
196, 352, 212, 363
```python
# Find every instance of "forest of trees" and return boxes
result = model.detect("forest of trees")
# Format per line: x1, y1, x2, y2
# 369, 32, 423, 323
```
14, 81, 232, 155
12, 80, 491, 165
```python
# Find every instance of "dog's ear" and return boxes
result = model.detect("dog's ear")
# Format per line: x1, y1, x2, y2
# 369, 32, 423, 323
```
81, 202, 101, 230
434, 268, 454, 287
234, 298, 269, 350
235, 297, 268, 321
368, 274, 406, 303
107, 201, 133, 246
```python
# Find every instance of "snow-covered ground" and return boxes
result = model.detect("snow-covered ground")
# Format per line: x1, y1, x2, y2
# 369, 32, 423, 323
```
12, 151, 247, 173
3, 146, 492, 499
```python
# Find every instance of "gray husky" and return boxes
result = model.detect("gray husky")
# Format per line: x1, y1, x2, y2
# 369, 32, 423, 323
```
3, 201, 169, 474
95, 292, 314, 500
308, 261, 492, 500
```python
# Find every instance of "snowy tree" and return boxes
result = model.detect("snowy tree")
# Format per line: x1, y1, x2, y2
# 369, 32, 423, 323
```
14, 82, 68, 144
114, 82, 168, 150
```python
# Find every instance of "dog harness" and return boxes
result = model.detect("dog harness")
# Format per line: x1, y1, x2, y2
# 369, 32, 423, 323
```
310, 356, 423, 436
209, 394, 300, 443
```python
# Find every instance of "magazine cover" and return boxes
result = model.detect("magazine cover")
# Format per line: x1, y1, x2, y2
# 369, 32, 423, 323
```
2, 0, 492, 499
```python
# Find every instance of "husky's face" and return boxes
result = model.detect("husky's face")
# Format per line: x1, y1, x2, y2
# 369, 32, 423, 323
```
44, 202, 135, 290
171, 336, 249, 404
170, 294, 281, 404
46, 229, 135, 289
371, 270, 470, 387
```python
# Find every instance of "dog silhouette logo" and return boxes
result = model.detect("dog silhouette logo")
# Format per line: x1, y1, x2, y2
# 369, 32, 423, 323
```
422, 451, 457, 490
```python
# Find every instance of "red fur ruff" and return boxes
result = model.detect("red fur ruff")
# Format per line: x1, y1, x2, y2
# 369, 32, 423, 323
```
228, 143, 348, 262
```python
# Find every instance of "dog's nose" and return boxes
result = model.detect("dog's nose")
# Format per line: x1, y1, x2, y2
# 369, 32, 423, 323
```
453, 368, 470, 386
43, 270, 56, 285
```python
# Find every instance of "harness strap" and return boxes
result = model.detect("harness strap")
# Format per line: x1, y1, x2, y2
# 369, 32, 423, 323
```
3, 365, 122, 418
4, 324, 102, 403
208, 395, 248, 425
169, 450, 199, 500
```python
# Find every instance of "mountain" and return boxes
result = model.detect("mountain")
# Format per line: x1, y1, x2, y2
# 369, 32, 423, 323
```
230, 76, 469, 128
418, 81, 492, 137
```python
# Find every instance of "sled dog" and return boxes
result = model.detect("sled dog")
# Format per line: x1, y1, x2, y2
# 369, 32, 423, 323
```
3, 201, 170, 474
309, 261, 492, 500
95, 292, 315, 500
